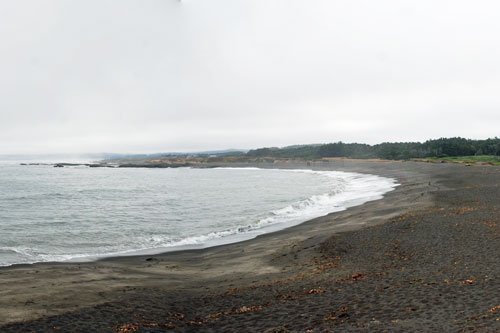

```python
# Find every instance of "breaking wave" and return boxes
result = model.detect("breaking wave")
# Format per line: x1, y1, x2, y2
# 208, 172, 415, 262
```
0, 167, 398, 266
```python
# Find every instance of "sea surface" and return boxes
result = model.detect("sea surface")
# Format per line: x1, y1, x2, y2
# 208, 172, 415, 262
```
0, 164, 397, 266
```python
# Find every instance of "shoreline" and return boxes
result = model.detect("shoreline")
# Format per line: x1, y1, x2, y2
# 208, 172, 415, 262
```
1, 160, 499, 331
0, 166, 398, 268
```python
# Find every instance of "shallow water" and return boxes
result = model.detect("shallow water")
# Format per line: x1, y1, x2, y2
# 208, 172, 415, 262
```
0, 165, 397, 266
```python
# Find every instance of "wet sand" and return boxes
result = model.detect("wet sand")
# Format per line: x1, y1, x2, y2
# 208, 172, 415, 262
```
1, 160, 499, 332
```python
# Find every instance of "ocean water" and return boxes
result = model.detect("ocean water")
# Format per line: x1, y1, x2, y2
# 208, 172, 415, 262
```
0, 164, 397, 266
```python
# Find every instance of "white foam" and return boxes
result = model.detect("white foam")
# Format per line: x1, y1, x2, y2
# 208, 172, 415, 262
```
74, 168, 398, 261
147, 169, 398, 250
1, 168, 398, 266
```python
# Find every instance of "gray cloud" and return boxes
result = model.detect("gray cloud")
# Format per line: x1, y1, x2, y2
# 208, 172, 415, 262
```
1, 0, 499, 154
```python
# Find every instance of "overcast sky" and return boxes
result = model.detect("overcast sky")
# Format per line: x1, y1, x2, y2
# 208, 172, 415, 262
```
1, 0, 499, 154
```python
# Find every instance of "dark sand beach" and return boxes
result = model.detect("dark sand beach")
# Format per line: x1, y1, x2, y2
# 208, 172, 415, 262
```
1, 161, 499, 332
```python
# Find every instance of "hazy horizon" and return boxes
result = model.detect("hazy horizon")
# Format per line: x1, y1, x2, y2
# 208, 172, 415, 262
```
2, 0, 500, 154
2, 135, 499, 158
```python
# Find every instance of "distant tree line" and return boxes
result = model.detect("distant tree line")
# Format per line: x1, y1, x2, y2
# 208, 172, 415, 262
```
246, 137, 500, 160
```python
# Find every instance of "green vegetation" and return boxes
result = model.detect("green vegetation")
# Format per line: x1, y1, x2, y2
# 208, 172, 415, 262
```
246, 137, 500, 161
425, 155, 500, 165
245, 144, 323, 160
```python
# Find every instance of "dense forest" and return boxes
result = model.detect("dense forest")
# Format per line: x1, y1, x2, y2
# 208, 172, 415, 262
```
246, 137, 500, 160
